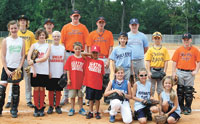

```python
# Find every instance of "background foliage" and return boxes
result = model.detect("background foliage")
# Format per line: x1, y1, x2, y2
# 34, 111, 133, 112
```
0, 0, 199, 34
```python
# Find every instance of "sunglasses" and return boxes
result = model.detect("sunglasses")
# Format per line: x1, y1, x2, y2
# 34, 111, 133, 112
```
154, 37, 161, 40
139, 74, 147, 77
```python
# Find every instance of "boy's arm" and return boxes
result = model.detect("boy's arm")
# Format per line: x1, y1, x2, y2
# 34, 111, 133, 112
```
192, 61, 200, 76
66, 70, 71, 85
172, 61, 177, 79
146, 61, 151, 79
109, 60, 115, 80
163, 61, 168, 73
81, 52, 92, 59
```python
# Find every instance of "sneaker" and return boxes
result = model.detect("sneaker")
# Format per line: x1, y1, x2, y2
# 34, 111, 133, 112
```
95, 112, 101, 119
39, 107, 45, 117
10, 108, 18, 118
5, 102, 11, 108
86, 112, 93, 119
55, 106, 62, 114
184, 108, 191, 115
109, 115, 115, 123
60, 98, 68, 106
27, 102, 34, 108
47, 106, 54, 114
68, 109, 75, 116
79, 108, 86, 116
33, 107, 39, 117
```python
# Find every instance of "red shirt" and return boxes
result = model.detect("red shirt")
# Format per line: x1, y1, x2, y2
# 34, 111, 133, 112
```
64, 55, 85, 89
83, 57, 105, 90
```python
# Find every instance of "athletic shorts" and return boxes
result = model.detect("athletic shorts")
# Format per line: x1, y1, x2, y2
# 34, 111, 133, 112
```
68, 89, 83, 98
86, 87, 103, 100
1, 67, 23, 83
46, 78, 63, 91
136, 107, 150, 119
165, 106, 181, 121
31, 73, 48, 87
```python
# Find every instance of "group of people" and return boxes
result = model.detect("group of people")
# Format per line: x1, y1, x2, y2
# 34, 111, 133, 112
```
0, 9, 199, 124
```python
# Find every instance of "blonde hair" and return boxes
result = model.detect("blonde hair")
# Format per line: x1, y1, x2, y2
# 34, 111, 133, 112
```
162, 76, 176, 101
115, 66, 124, 73
52, 31, 61, 36
7, 20, 18, 29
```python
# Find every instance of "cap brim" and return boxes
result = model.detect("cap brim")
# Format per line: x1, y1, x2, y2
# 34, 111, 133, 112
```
18, 17, 28, 20
44, 21, 54, 24
130, 22, 139, 24
71, 14, 80, 16
97, 19, 105, 23
91, 50, 99, 53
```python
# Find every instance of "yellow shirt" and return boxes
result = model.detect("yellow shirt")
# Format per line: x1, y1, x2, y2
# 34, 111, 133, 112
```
145, 46, 170, 68
17, 30, 36, 55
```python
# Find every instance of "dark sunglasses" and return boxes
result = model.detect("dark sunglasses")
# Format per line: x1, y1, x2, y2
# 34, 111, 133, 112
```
154, 37, 161, 40
139, 74, 147, 77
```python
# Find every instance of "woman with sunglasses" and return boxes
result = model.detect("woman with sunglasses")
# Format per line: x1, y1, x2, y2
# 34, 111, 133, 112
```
132, 68, 159, 124
145, 32, 170, 100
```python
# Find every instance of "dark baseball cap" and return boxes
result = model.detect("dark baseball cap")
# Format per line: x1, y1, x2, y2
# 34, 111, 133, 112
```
119, 32, 128, 37
44, 18, 54, 25
182, 33, 192, 39
71, 10, 80, 16
129, 18, 139, 24
96, 16, 106, 23
18, 15, 28, 20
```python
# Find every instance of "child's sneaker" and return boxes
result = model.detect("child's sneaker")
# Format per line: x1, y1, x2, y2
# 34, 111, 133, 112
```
109, 115, 115, 123
55, 106, 62, 114
47, 106, 54, 114
95, 112, 101, 119
68, 108, 75, 116
86, 112, 93, 119
79, 108, 86, 116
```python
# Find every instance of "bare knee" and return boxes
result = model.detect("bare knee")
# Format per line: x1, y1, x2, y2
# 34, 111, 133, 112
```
150, 106, 159, 113
167, 117, 176, 124
138, 118, 147, 124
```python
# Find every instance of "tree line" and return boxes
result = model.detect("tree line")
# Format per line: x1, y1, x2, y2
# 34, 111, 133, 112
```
0, 0, 199, 34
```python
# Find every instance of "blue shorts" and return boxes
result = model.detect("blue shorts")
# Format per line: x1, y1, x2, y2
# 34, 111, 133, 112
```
86, 87, 103, 100
136, 107, 150, 119
166, 106, 181, 121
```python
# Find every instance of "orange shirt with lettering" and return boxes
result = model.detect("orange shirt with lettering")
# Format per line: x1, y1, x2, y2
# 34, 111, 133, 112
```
61, 23, 89, 51
172, 46, 200, 70
87, 30, 114, 57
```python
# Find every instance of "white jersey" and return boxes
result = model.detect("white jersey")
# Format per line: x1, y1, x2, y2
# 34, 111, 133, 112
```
6, 36, 23, 68
49, 44, 65, 78
134, 80, 151, 111
30, 42, 49, 75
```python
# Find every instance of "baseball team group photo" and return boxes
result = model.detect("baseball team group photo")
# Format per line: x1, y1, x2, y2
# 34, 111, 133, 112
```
1, 0, 200, 124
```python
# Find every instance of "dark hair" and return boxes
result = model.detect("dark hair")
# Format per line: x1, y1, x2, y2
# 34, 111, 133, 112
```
35, 28, 48, 40
73, 41, 83, 48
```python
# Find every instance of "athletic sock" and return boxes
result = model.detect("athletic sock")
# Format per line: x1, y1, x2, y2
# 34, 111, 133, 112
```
39, 89, 45, 109
55, 91, 61, 107
48, 91, 54, 107
33, 90, 39, 109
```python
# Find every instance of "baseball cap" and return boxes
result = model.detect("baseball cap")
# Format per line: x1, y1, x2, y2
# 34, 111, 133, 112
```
119, 32, 128, 37
71, 10, 80, 16
182, 33, 192, 39
91, 45, 100, 53
152, 31, 162, 38
96, 16, 106, 23
18, 15, 28, 20
129, 18, 139, 24
44, 18, 54, 25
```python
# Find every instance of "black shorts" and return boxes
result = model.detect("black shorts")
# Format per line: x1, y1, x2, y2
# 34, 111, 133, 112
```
86, 87, 103, 100
31, 73, 48, 87
136, 107, 150, 119
46, 78, 62, 91
165, 106, 181, 121
1, 67, 23, 83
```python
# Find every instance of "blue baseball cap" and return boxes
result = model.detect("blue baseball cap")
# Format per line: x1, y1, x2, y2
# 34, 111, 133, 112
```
129, 18, 139, 24
119, 32, 128, 37
182, 33, 192, 39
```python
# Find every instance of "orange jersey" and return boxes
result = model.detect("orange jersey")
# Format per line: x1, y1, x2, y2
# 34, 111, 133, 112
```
172, 46, 200, 70
87, 30, 114, 57
61, 23, 89, 51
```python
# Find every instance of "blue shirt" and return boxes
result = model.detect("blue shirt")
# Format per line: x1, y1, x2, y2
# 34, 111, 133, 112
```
127, 31, 149, 59
109, 46, 133, 69
111, 80, 128, 94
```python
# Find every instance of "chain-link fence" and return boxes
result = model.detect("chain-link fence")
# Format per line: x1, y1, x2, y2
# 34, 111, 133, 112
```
0, 31, 9, 37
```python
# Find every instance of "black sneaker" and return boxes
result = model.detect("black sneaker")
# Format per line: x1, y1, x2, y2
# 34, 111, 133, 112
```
39, 107, 45, 117
95, 112, 101, 119
86, 112, 93, 119
33, 107, 39, 117
55, 106, 62, 114
10, 108, 18, 118
47, 106, 54, 114
5, 102, 11, 108
27, 102, 34, 108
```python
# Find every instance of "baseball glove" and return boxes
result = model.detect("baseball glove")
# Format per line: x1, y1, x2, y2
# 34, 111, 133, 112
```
154, 115, 167, 124
106, 92, 126, 103
7, 69, 23, 83
151, 71, 166, 80
173, 75, 178, 85
25, 49, 39, 74
58, 74, 67, 89
142, 99, 159, 107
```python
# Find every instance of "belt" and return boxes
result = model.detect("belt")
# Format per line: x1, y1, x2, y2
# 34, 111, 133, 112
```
178, 69, 193, 72
152, 68, 163, 71
66, 50, 74, 53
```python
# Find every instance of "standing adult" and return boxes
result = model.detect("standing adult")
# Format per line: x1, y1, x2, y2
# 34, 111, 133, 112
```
87, 16, 114, 92
5, 15, 35, 108
44, 18, 54, 44
127, 18, 149, 79
172, 33, 200, 115
60, 10, 89, 105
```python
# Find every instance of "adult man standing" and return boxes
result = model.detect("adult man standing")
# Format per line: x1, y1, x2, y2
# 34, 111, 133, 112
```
127, 18, 149, 79
5, 15, 35, 108
60, 10, 89, 105
172, 33, 200, 115
86, 16, 114, 91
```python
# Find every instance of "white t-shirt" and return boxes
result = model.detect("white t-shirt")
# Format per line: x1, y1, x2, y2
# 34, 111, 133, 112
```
49, 44, 65, 78
6, 36, 23, 68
